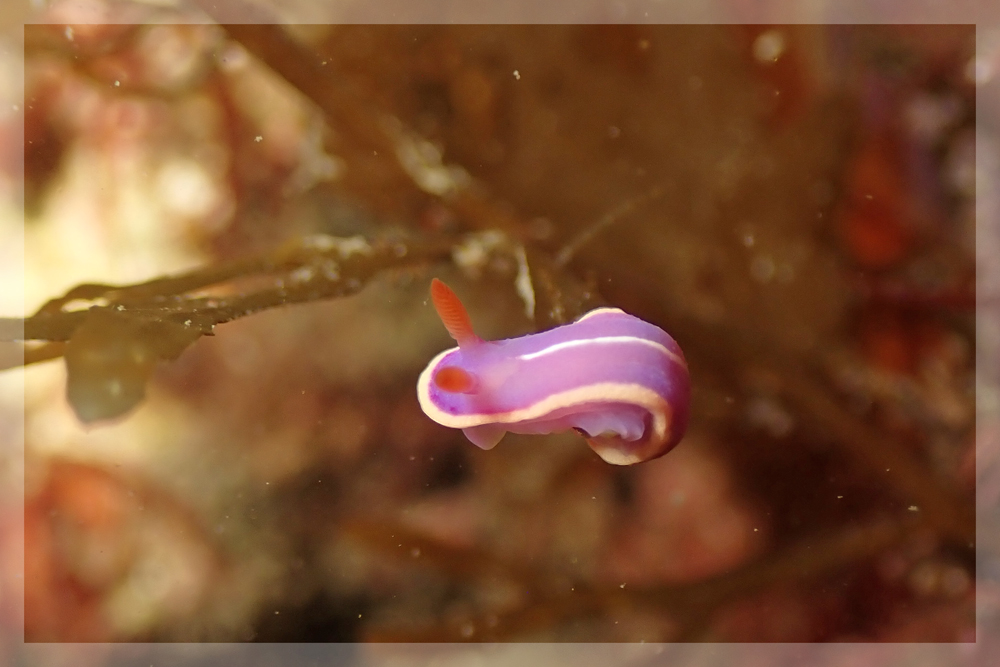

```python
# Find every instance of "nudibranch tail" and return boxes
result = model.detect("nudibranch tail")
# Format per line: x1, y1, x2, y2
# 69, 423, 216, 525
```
430, 278, 481, 348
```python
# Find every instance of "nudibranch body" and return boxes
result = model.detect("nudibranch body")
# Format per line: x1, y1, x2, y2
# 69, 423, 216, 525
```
417, 279, 690, 465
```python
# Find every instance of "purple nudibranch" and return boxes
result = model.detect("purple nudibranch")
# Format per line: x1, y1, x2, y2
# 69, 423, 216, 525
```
417, 279, 691, 465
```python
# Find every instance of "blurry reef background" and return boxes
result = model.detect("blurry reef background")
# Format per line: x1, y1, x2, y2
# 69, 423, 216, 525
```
0, 2, 991, 650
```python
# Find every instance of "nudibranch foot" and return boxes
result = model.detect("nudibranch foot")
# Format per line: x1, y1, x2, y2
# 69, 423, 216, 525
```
462, 424, 506, 450
417, 279, 691, 465
570, 404, 648, 443
585, 433, 663, 467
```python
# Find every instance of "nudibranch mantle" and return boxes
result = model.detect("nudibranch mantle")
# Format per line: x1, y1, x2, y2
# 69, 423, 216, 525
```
417, 280, 691, 465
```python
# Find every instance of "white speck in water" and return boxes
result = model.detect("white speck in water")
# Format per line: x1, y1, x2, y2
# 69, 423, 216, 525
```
752, 29, 785, 64
255, 135, 263, 142
908, 505, 919, 512
65, 26, 74, 41
513, 69, 520, 80
114, 80, 120, 87
620, 583, 626, 589
184, 320, 192, 326
837, 495, 843, 499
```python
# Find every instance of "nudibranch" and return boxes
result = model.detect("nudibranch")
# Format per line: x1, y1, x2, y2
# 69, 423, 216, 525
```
416, 279, 691, 465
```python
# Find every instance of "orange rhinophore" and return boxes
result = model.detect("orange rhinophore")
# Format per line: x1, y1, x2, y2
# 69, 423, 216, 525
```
430, 278, 482, 349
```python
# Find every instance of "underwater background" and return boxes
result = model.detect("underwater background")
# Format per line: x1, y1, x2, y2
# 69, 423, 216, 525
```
0, 2, 994, 662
